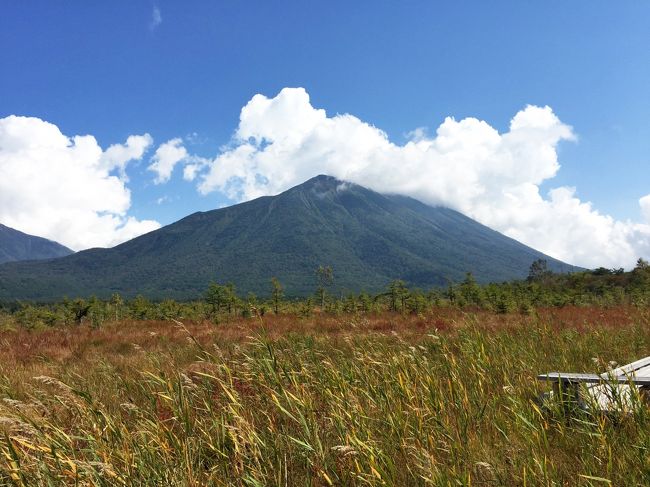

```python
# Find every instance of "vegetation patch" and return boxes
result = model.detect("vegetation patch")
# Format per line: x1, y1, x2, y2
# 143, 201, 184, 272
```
0, 307, 648, 485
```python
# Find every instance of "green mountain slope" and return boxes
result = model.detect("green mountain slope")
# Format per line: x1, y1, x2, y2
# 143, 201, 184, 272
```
0, 176, 576, 300
0, 224, 73, 265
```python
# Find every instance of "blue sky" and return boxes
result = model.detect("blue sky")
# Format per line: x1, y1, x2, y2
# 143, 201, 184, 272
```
1, 1, 649, 267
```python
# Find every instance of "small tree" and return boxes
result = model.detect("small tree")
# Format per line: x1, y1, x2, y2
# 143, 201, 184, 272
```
157, 299, 180, 320
406, 289, 429, 314
358, 292, 373, 313
528, 259, 550, 282
632, 258, 650, 289
387, 279, 409, 312
110, 293, 123, 321
204, 282, 229, 318
299, 297, 313, 317
315, 265, 333, 309
495, 293, 515, 314
87, 295, 105, 328
129, 295, 152, 320
459, 272, 482, 307
243, 292, 258, 318
445, 282, 457, 305
68, 298, 91, 325
271, 277, 284, 314
343, 293, 358, 314
224, 283, 238, 315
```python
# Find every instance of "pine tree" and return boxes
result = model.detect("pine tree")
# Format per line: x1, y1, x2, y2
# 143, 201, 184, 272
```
271, 277, 284, 314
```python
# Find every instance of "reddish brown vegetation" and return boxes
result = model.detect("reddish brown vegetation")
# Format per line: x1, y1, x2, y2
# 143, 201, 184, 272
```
0, 306, 644, 368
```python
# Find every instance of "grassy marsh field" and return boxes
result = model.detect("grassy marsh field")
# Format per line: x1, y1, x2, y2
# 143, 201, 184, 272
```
0, 307, 649, 486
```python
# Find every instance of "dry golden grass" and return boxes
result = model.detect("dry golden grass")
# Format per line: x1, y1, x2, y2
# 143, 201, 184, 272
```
0, 307, 648, 485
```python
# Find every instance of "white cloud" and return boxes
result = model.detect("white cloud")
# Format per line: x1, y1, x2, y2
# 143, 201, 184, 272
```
101, 133, 153, 180
183, 163, 202, 181
150, 6, 162, 31
148, 138, 188, 184
147, 138, 211, 184
190, 87, 650, 269
0, 115, 160, 251
641, 195, 650, 223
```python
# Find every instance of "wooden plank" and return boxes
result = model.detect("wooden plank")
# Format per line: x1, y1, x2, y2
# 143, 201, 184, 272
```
587, 359, 650, 411
602, 356, 650, 377
537, 373, 650, 386
538, 356, 650, 412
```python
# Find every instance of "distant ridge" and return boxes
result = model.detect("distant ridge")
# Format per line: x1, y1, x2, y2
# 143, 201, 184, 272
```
0, 224, 73, 264
0, 175, 577, 300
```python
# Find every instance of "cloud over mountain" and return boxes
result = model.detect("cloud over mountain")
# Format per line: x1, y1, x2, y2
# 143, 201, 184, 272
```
0, 115, 160, 250
183, 88, 649, 269
4, 90, 648, 268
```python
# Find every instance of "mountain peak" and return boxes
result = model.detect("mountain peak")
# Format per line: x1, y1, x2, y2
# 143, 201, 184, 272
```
291, 174, 359, 197
306, 174, 338, 183
0, 176, 576, 300
299, 174, 344, 188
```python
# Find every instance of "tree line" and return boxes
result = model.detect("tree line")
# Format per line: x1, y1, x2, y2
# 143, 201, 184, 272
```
1, 259, 649, 329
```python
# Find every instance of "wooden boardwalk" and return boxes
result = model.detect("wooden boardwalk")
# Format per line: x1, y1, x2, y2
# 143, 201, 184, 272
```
586, 356, 650, 411
538, 356, 650, 412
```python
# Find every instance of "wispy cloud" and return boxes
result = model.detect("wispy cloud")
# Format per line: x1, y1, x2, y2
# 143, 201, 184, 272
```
150, 5, 162, 31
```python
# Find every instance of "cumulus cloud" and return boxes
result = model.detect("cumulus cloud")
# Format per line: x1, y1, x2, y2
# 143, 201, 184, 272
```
147, 138, 210, 184
183, 162, 202, 181
188, 87, 650, 269
101, 134, 153, 179
0, 115, 160, 251
148, 138, 188, 184
641, 195, 650, 223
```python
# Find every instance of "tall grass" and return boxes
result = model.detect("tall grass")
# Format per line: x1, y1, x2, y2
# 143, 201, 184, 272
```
0, 308, 648, 485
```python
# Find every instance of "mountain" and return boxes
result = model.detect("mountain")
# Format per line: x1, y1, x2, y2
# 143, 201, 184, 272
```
0, 176, 576, 301
0, 224, 73, 265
